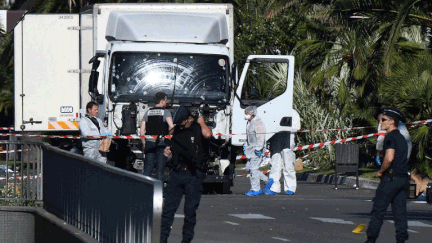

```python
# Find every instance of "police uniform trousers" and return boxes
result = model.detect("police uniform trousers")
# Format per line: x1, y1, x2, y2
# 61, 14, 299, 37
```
161, 168, 204, 241
366, 175, 410, 242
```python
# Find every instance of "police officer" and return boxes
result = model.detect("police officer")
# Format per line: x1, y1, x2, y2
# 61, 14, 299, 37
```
365, 107, 410, 243
160, 105, 212, 243
140, 92, 174, 181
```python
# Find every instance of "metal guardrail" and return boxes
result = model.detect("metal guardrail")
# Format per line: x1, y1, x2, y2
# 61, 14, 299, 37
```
0, 141, 43, 203
1, 139, 163, 243
42, 145, 163, 243
0, 206, 99, 243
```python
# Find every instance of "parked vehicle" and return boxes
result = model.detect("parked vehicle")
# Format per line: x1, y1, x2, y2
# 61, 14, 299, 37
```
13, 3, 299, 193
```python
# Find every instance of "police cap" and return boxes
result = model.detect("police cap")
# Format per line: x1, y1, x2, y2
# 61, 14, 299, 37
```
382, 107, 405, 122
173, 104, 191, 125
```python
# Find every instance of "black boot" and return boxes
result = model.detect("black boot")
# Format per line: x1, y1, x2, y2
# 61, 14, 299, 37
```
364, 237, 376, 243
160, 238, 168, 243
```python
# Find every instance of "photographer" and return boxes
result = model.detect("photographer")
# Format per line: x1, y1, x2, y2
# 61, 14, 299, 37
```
160, 106, 212, 243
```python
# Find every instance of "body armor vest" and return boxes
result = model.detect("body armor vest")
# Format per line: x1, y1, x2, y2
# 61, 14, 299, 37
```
146, 107, 169, 135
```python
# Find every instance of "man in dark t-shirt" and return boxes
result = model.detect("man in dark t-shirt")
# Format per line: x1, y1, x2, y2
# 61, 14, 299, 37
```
365, 108, 410, 243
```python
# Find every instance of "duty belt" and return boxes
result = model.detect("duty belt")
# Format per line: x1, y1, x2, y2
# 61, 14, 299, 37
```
383, 169, 409, 178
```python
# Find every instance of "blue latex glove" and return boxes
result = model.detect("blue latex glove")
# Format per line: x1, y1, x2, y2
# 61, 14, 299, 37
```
243, 145, 247, 154
255, 150, 262, 156
101, 133, 107, 136
375, 155, 381, 166
107, 133, 112, 136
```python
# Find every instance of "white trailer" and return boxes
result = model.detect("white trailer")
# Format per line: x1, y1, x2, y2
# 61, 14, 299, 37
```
14, 3, 300, 193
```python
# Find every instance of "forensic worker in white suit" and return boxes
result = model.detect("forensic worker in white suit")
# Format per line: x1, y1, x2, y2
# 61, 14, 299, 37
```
244, 106, 269, 196
79, 101, 110, 163
264, 111, 300, 195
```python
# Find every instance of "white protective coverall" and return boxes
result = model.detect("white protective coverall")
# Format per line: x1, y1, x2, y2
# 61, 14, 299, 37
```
269, 111, 300, 193
398, 122, 412, 159
245, 115, 268, 191
376, 123, 386, 152
80, 115, 109, 163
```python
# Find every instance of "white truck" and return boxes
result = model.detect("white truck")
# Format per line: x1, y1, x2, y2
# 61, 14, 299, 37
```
14, 3, 300, 193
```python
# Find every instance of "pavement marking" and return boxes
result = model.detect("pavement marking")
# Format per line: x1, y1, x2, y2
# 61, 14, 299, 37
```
229, 214, 275, 219
388, 220, 432, 227
271, 237, 290, 242
352, 224, 366, 233
411, 201, 427, 204
310, 217, 355, 225
408, 229, 419, 233
224, 221, 240, 225
175, 214, 185, 218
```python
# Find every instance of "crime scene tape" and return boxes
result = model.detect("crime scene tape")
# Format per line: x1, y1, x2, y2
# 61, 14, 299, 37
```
0, 174, 42, 181
1, 118, 431, 140
0, 133, 173, 140
0, 149, 28, 154
235, 133, 384, 160
0, 127, 14, 130
294, 132, 385, 151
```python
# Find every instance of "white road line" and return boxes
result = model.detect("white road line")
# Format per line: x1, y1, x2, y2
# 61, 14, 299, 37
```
224, 221, 240, 226
408, 229, 419, 233
310, 217, 355, 225
271, 237, 290, 242
229, 214, 275, 219
411, 201, 427, 204
387, 220, 432, 227
175, 214, 185, 218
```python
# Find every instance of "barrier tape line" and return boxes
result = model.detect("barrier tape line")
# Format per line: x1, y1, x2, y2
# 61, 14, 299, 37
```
0, 174, 42, 181
293, 132, 385, 151
1, 118, 430, 140
235, 133, 384, 160
0, 127, 14, 130
0, 149, 28, 154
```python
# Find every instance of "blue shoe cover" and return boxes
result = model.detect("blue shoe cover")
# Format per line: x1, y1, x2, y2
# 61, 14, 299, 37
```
264, 190, 279, 195
285, 190, 295, 195
245, 190, 262, 196
263, 178, 274, 193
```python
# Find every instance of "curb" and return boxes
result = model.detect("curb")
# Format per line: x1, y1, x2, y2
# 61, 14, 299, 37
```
296, 172, 379, 190
235, 168, 379, 190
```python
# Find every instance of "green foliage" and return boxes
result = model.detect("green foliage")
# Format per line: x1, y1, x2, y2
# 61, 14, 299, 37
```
234, 0, 303, 60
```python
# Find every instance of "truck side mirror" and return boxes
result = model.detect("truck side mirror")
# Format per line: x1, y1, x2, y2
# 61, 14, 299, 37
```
88, 58, 101, 94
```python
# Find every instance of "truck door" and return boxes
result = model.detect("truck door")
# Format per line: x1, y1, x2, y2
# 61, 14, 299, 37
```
14, 14, 80, 131
231, 55, 297, 146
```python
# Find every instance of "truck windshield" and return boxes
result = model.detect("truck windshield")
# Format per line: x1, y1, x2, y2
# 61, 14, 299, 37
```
108, 52, 230, 104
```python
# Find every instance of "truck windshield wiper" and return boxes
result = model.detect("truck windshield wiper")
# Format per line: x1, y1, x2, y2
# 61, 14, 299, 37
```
170, 58, 179, 108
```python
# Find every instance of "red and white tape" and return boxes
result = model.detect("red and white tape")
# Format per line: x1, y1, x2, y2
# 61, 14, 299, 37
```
1, 118, 430, 140
294, 132, 384, 151
0, 127, 14, 130
0, 174, 41, 181
0, 149, 28, 154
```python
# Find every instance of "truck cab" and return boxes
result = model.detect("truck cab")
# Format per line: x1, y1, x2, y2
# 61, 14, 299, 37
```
14, 3, 300, 193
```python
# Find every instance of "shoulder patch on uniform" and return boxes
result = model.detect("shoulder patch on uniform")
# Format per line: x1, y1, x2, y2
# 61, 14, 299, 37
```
148, 110, 164, 116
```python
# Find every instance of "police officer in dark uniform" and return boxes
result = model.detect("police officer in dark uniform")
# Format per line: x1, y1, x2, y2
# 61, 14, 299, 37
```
140, 92, 174, 181
160, 105, 212, 243
365, 108, 410, 243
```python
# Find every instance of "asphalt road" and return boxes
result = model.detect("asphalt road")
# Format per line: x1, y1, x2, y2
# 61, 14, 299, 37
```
164, 173, 432, 243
